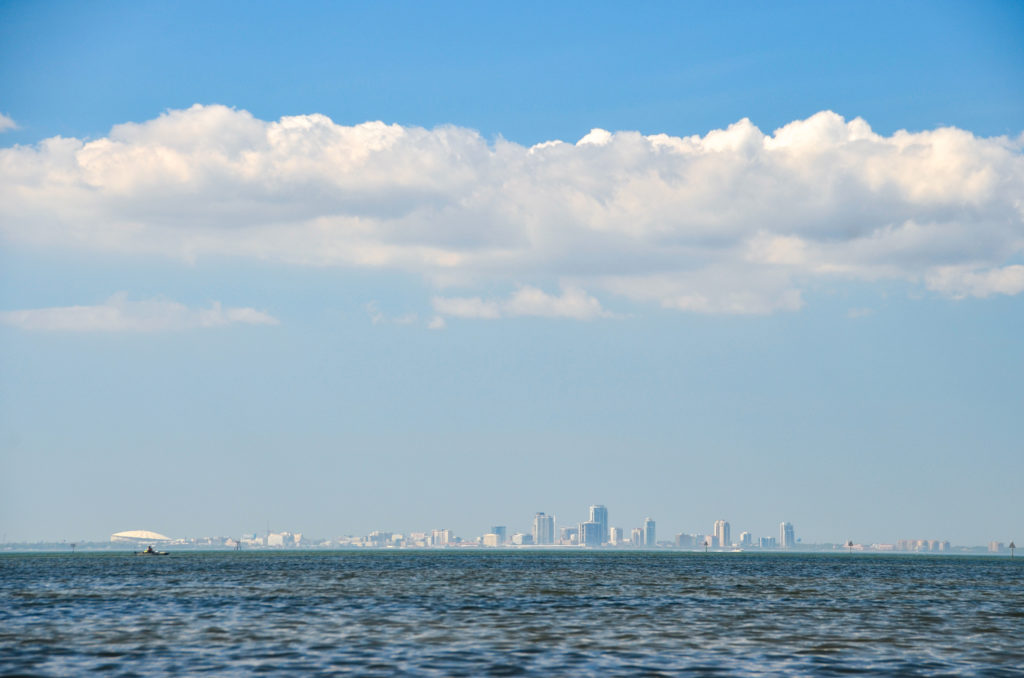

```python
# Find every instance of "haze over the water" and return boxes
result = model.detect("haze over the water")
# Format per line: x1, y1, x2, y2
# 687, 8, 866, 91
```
0, 1, 1021, 546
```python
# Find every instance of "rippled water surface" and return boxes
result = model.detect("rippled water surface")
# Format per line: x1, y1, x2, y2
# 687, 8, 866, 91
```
2, 551, 1022, 676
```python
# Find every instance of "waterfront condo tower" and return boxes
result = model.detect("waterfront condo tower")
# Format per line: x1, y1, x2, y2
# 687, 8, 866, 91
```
714, 520, 731, 548
533, 513, 555, 545
589, 505, 609, 544
580, 521, 603, 547
780, 522, 795, 548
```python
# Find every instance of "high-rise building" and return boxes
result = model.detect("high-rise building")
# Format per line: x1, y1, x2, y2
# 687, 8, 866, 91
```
533, 512, 555, 545
490, 526, 506, 545
780, 522, 795, 548
580, 521, 603, 547
432, 529, 452, 547
589, 505, 609, 544
739, 531, 752, 548
609, 526, 624, 546
631, 527, 644, 547
760, 536, 777, 548
644, 517, 656, 548
482, 533, 501, 547
714, 520, 731, 548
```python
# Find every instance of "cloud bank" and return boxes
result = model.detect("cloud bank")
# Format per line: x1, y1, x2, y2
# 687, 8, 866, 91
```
1, 105, 1022, 315
0, 294, 279, 332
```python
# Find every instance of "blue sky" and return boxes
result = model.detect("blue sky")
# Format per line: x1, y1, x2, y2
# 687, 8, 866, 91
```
1, 1, 1022, 545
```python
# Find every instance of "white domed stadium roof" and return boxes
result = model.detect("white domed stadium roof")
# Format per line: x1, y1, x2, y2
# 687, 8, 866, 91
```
111, 530, 171, 542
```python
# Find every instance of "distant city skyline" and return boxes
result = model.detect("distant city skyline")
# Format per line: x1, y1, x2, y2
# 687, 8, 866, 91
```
12, 510, 1012, 554
11, 500, 1014, 553
1, 492, 1016, 547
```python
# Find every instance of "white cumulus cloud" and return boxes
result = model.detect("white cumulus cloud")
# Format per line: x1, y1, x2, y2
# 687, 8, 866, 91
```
433, 286, 613, 320
1, 105, 1022, 315
0, 294, 278, 332
925, 265, 1024, 299
0, 113, 17, 132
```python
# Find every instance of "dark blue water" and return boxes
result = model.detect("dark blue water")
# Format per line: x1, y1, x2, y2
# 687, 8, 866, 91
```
1, 551, 1022, 676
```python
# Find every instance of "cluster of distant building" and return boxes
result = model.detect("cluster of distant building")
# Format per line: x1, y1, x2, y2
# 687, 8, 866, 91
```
328, 507, 802, 551
110, 529, 305, 549
518, 510, 798, 551
110, 509, 801, 551
472, 510, 800, 552
895, 539, 952, 552
478, 505, 658, 548
245, 507, 803, 552
101, 515, 1012, 555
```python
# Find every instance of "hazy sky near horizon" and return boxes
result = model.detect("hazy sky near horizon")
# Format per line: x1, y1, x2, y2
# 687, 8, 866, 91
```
1, 1, 1022, 545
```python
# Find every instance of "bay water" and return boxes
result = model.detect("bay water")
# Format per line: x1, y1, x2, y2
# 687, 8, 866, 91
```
2, 551, 1021, 675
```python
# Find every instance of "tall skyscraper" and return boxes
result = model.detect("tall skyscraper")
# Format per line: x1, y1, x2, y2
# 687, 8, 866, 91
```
533, 513, 555, 545
589, 505, 609, 544
580, 521, 603, 547
739, 531, 752, 548
631, 527, 644, 547
644, 517, 656, 548
714, 520, 731, 548
490, 526, 506, 545
780, 522, 795, 548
